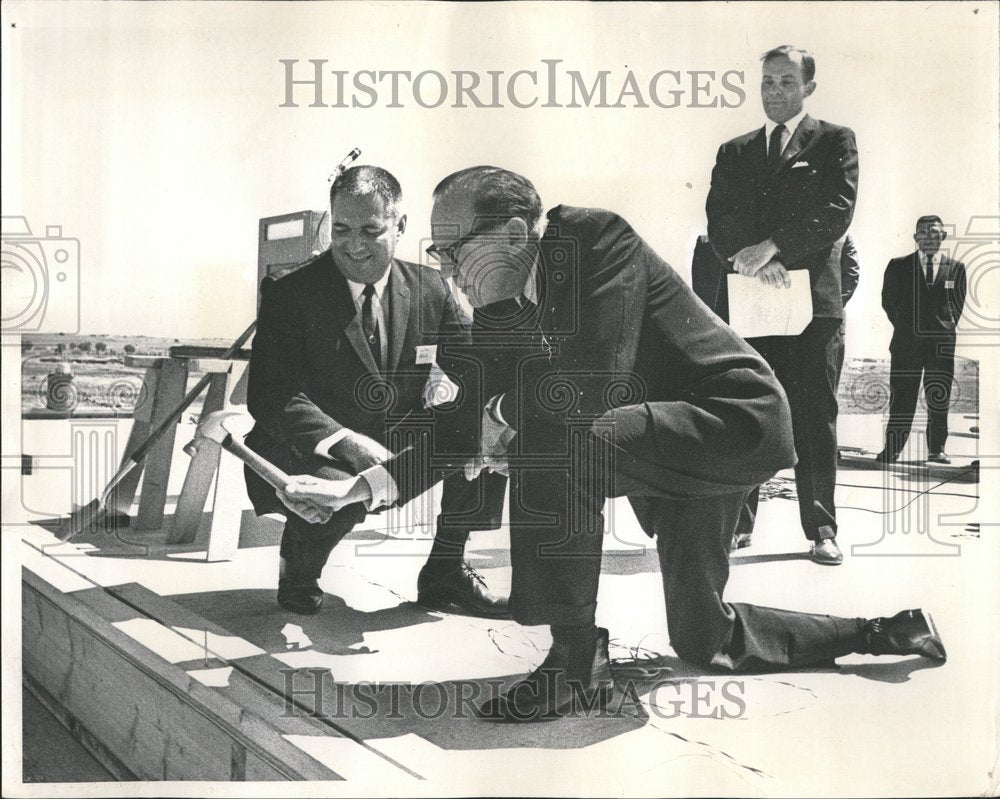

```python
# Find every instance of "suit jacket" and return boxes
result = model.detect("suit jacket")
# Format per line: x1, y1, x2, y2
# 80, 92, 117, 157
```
881, 252, 966, 352
245, 250, 467, 503
706, 114, 859, 320
386, 205, 796, 504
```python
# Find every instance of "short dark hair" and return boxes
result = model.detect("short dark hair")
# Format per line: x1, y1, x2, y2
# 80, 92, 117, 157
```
915, 214, 944, 228
761, 45, 816, 83
433, 166, 543, 233
330, 165, 402, 216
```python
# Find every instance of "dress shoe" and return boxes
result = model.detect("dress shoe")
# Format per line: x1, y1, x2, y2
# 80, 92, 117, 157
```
277, 581, 323, 615
927, 451, 951, 464
860, 609, 946, 662
416, 562, 510, 618
810, 538, 843, 565
477, 628, 614, 722
730, 532, 753, 552
874, 450, 896, 466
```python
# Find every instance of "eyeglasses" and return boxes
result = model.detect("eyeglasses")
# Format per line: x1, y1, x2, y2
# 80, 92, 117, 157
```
426, 220, 504, 265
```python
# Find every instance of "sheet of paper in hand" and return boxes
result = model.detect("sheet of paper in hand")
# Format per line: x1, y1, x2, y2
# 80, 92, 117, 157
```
727, 269, 813, 337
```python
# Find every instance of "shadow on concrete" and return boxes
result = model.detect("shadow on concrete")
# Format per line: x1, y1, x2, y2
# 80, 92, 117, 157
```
173, 589, 443, 656
836, 656, 943, 684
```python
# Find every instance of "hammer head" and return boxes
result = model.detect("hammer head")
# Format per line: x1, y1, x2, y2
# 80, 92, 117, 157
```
184, 410, 253, 456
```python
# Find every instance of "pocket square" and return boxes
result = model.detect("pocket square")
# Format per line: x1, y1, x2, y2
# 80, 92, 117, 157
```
791, 161, 811, 169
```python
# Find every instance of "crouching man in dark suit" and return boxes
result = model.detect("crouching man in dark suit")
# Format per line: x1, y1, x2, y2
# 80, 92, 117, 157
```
286, 166, 947, 722
245, 165, 507, 618
877, 215, 967, 465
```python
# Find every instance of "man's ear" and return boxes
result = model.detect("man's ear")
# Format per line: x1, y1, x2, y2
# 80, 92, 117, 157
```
804, 80, 816, 99
505, 217, 529, 246
396, 214, 407, 235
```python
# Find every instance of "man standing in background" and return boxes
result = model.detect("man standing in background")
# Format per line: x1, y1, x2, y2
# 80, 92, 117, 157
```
706, 45, 859, 565
877, 215, 967, 465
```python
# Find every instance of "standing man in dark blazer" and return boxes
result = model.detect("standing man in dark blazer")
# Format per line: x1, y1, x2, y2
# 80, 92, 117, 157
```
877, 215, 967, 464
245, 165, 507, 618
706, 45, 859, 565
288, 166, 946, 722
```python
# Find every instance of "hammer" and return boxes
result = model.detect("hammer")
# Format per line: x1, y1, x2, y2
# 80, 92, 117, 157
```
184, 410, 290, 491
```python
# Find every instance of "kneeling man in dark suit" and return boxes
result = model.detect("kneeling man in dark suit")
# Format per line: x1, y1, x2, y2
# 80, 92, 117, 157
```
286, 166, 948, 722
245, 165, 506, 617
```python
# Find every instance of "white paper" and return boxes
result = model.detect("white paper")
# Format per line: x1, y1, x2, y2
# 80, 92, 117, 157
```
727, 270, 813, 337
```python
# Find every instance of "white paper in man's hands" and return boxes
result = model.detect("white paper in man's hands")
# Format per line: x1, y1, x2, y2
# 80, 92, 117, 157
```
727, 270, 813, 337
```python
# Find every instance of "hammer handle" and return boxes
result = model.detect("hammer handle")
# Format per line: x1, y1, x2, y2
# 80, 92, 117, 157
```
221, 434, 292, 491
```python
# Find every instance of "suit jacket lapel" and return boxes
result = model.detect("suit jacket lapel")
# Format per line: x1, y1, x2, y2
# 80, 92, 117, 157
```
331, 263, 381, 375
387, 260, 410, 373
776, 114, 817, 171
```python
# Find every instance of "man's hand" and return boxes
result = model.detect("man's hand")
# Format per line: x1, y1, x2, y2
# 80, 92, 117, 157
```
277, 474, 372, 513
481, 401, 516, 456
466, 400, 516, 480
275, 483, 335, 524
464, 455, 510, 481
329, 431, 393, 472
732, 239, 779, 277
755, 258, 792, 288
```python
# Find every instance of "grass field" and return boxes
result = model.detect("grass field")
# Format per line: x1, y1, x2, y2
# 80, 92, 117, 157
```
19, 334, 980, 417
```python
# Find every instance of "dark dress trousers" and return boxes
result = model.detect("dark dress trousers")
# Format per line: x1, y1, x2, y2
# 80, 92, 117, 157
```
880, 252, 967, 457
383, 206, 866, 671
706, 114, 859, 542
244, 252, 473, 584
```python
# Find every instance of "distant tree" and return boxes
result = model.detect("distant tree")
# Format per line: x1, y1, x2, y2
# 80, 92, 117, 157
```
95, 342, 107, 354
77, 341, 91, 353
55, 343, 66, 354
123, 344, 136, 355
69, 342, 78, 351
21, 340, 32, 352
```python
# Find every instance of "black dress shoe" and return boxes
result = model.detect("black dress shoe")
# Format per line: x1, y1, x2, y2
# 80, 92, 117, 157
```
927, 451, 951, 464
476, 628, 614, 723
277, 582, 323, 615
861, 609, 946, 662
417, 562, 510, 618
874, 450, 897, 466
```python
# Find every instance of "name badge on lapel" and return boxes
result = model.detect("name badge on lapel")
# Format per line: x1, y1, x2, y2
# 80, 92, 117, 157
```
945, 280, 955, 289
415, 344, 437, 364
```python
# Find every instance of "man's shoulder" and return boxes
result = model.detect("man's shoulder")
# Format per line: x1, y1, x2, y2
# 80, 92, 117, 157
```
260, 249, 332, 297
545, 205, 632, 240
720, 126, 764, 150
392, 258, 448, 298
888, 252, 917, 268
806, 117, 856, 139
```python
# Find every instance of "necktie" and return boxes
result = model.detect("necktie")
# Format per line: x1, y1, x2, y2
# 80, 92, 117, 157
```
768, 123, 787, 169
361, 284, 381, 370
925, 255, 934, 287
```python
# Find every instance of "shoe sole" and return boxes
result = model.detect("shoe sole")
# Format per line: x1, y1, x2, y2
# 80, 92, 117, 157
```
416, 596, 512, 620
478, 684, 615, 724
922, 612, 947, 661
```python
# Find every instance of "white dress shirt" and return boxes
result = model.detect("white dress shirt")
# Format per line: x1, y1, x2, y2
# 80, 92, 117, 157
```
920, 250, 942, 284
764, 108, 808, 159
313, 266, 397, 510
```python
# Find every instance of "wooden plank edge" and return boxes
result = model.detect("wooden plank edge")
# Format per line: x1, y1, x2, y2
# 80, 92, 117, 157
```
22, 569, 340, 782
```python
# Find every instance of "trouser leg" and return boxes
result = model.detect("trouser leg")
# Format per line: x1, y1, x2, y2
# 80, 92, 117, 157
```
648, 490, 865, 671
923, 342, 955, 453
430, 470, 506, 559
786, 319, 843, 542
884, 348, 923, 458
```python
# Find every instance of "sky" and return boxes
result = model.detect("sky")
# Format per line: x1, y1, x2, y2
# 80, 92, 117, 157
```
2, 1, 998, 363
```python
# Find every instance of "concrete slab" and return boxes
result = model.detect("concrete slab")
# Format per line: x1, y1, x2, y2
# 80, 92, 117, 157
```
11, 414, 999, 796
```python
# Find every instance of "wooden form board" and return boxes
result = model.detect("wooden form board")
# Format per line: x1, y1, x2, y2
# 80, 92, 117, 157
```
22, 568, 350, 782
